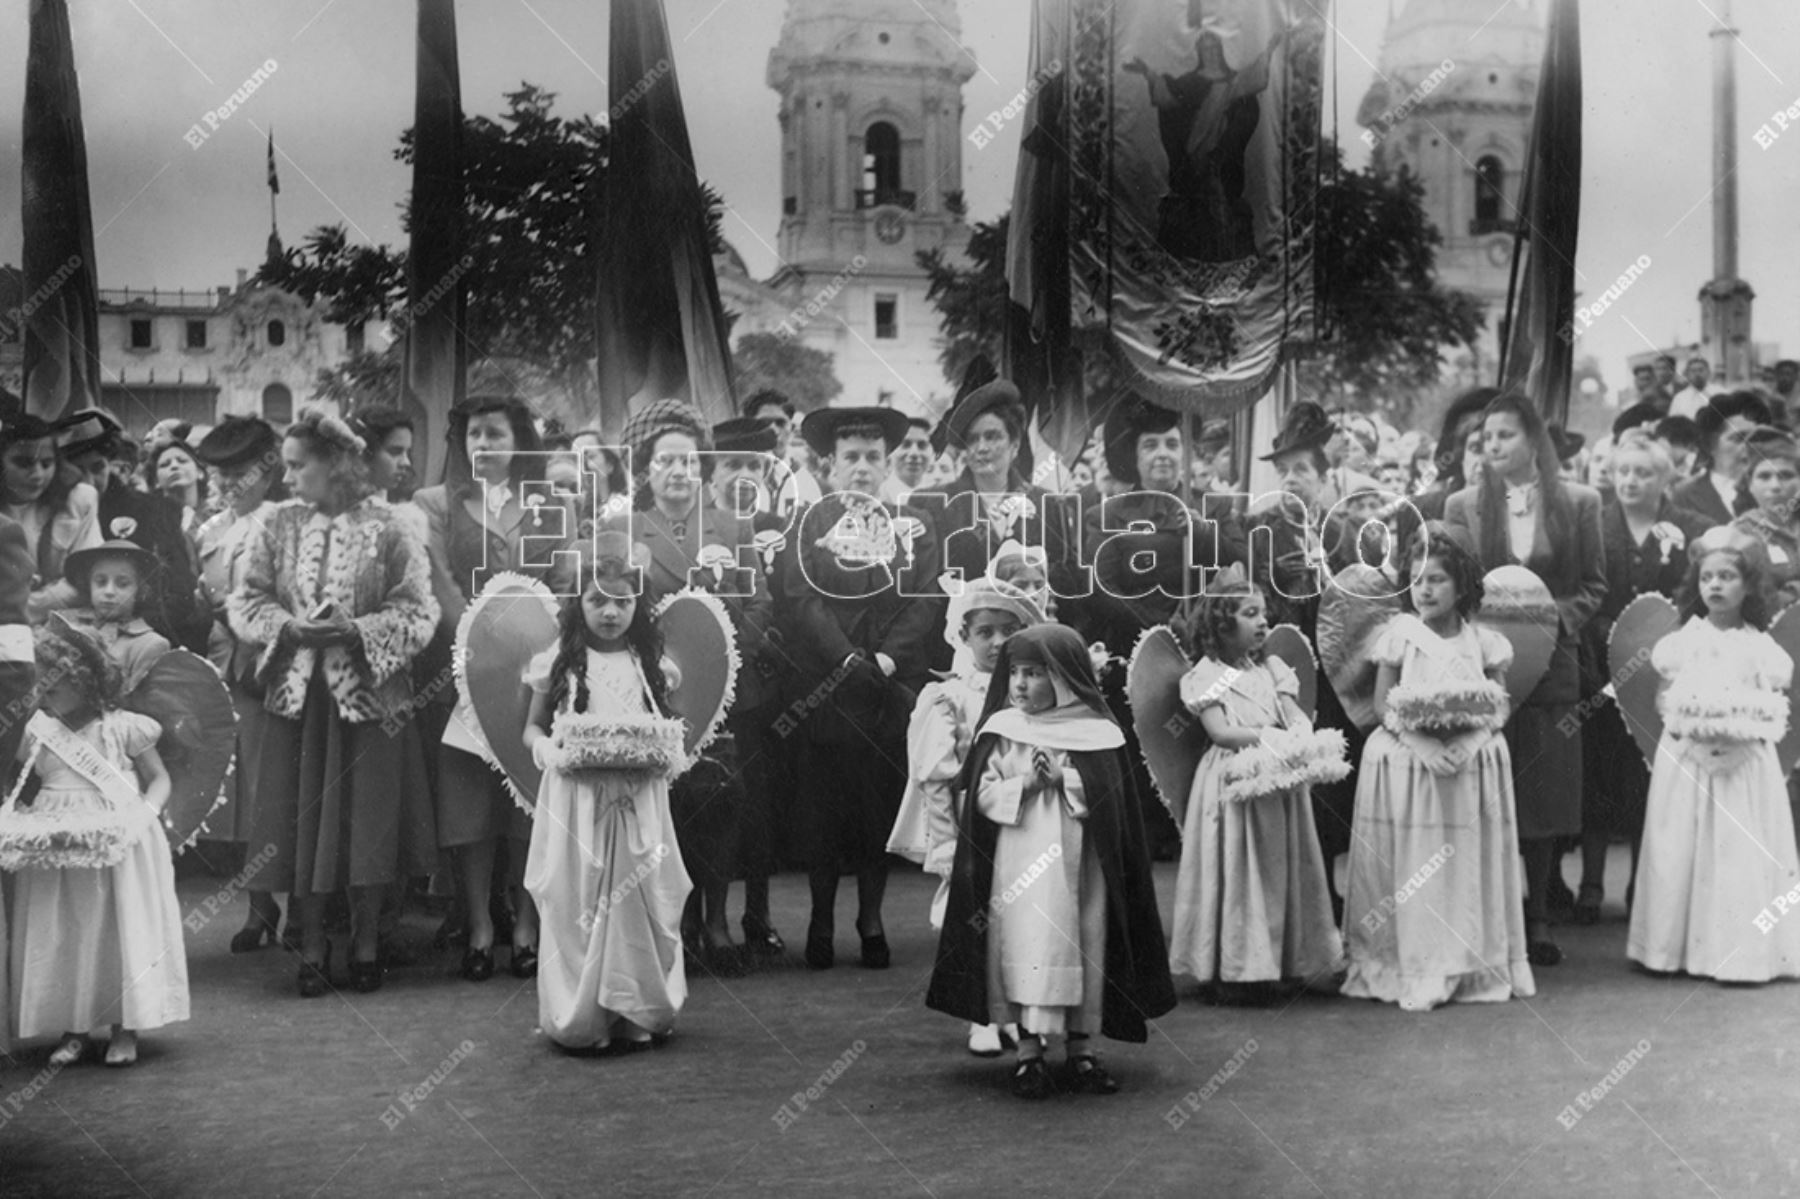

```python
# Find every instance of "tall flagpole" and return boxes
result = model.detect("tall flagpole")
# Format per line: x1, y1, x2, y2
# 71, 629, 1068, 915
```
1702, 0, 1754, 385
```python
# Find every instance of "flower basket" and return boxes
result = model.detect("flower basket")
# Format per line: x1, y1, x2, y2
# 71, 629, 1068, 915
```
0, 805, 136, 871
1662, 687, 1788, 745
553, 713, 691, 777
1382, 680, 1510, 736
1220, 728, 1352, 803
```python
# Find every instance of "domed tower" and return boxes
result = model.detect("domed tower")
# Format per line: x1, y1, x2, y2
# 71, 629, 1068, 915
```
766, 0, 975, 412
1358, 0, 1545, 377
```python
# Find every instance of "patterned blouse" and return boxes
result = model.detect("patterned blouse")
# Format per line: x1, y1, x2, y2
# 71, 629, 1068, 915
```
228, 497, 439, 723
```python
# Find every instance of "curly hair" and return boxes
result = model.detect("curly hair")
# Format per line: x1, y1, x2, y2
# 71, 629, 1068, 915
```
547, 560, 671, 721
1187, 586, 1267, 664
284, 409, 375, 507
147, 441, 211, 509
1401, 523, 1486, 621
1678, 545, 1776, 629
34, 627, 123, 713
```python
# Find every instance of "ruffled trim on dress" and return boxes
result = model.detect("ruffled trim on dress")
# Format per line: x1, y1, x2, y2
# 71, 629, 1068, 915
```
1219, 728, 1351, 803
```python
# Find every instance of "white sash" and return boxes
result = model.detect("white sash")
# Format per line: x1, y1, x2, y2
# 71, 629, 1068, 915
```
27, 710, 145, 813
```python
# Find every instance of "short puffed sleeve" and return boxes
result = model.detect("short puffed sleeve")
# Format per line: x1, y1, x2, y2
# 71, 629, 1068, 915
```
1265, 654, 1301, 698
524, 647, 558, 695
116, 710, 164, 758
1180, 658, 1233, 713
1368, 614, 1419, 667
1756, 634, 1794, 691
1474, 624, 1514, 673
1650, 624, 1692, 680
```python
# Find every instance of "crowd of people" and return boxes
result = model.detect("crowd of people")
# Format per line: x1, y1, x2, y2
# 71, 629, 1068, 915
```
1, 363, 1797, 1098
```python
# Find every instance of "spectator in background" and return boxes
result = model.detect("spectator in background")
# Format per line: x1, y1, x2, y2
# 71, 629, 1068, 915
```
1773, 359, 1800, 425
1652, 354, 1680, 401
1654, 416, 1702, 479
744, 389, 820, 516
883, 416, 935, 505
146, 440, 209, 540
1668, 356, 1724, 419
1671, 391, 1771, 526
0, 413, 102, 622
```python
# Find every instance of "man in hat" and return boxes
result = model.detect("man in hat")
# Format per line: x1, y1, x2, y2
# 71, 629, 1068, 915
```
56, 408, 208, 652
778, 406, 943, 970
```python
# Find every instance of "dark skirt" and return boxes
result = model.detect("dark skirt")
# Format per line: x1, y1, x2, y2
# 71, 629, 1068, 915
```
204, 677, 269, 845
436, 745, 532, 848
247, 674, 438, 895
1581, 695, 1648, 839
794, 732, 905, 873
671, 737, 743, 892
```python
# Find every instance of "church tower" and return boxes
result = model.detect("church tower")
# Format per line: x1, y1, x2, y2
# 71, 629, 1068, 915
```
766, 0, 975, 414
1358, 0, 1544, 381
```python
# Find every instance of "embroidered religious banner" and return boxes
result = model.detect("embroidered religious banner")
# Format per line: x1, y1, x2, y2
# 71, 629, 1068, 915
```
1066, 0, 1323, 411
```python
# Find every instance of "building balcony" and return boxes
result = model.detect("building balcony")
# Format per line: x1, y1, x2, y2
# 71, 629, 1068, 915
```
855, 188, 916, 211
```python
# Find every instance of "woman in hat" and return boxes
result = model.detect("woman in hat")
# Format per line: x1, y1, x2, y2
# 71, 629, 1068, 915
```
611, 399, 773, 974
413, 395, 577, 981
1446, 392, 1607, 967
193, 415, 292, 950
229, 409, 440, 996
0, 413, 102, 622
780, 405, 943, 969
1731, 428, 1800, 608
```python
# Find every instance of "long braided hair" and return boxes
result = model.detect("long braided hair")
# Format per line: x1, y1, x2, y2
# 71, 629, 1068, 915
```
546, 558, 671, 720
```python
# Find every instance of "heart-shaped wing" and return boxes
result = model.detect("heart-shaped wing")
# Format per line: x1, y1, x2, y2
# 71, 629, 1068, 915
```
1768, 602, 1800, 778
119, 649, 237, 853
1127, 625, 1208, 832
1477, 566, 1560, 710
653, 589, 740, 761
1318, 563, 1405, 731
1264, 624, 1318, 721
1609, 594, 1680, 768
458, 573, 559, 808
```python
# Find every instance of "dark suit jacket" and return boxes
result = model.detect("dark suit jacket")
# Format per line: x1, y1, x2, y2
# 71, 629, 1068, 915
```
1669, 473, 1747, 529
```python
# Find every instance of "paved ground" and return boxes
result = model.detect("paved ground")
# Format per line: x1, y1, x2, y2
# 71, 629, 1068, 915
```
2, 847, 1796, 1198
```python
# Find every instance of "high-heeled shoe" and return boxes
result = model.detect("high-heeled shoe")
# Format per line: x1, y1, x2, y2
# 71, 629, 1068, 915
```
461, 945, 495, 982
510, 945, 538, 980
741, 913, 785, 957
858, 932, 890, 970
297, 941, 332, 999
229, 921, 275, 954
348, 956, 383, 994
804, 922, 834, 971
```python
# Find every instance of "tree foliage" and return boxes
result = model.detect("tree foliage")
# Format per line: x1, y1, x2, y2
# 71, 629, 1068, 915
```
730, 332, 843, 413
263, 84, 726, 424
915, 144, 1484, 426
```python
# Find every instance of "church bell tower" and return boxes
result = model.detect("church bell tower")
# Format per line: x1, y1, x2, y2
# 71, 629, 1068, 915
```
766, 0, 975, 413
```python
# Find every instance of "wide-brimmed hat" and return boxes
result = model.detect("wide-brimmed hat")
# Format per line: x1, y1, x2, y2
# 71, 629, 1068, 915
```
195, 415, 279, 470
1548, 425, 1585, 463
710, 416, 780, 456
1261, 401, 1336, 462
1102, 395, 1181, 488
63, 539, 161, 592
54, 408, 124, 459
800, 406, 910, 460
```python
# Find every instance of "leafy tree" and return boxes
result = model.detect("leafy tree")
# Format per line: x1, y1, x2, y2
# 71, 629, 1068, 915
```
730, 331, 842, 413
916, 215, 1009, 384
312, 349, 402, 411
261, 84, 727, 425
915, 144, 1484, 427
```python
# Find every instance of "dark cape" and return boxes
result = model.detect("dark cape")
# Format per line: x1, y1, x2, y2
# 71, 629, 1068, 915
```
924, 726, 1176, 1044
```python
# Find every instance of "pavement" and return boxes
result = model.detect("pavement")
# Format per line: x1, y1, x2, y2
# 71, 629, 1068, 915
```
2, 847, 1796, 1199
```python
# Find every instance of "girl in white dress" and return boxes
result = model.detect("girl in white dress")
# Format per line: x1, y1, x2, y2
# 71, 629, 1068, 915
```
1168, 583, 1342, 1002
6, 627, 187, 1066
888, 577, 1044, 1057
1342, 528, 1535, 1010
521, 548, 693, 1050
1628, 529, 1800, 982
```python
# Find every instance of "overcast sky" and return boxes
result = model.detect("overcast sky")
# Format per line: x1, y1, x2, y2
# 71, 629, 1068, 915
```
1, 0, 1796, 390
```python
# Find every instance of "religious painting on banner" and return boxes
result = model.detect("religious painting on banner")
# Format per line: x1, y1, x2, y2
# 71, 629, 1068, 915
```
1068, 0, 1323, 414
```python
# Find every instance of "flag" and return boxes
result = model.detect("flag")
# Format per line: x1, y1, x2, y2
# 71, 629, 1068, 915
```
401, 0, 467, 487
19, 0, 102, 422
596, 0, 736, 442
1498, 0, 1582, 425
1010, 0, 1325, 462
266, 129, 279, 194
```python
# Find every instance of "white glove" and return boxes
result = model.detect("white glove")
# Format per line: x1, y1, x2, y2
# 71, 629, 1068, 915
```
532, 738, 566, 772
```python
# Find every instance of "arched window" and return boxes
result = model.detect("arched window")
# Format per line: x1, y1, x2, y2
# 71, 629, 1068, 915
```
1473, 156, 1507, 231
262, 382, 293, 426
861, 122, 904, 208
267, 319, 286, 347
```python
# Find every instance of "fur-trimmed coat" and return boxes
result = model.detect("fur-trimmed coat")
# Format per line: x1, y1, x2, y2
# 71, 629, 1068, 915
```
228, 497, 439, 723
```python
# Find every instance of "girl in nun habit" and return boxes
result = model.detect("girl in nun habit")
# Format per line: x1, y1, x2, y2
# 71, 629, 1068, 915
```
926, 624, 1175, 1100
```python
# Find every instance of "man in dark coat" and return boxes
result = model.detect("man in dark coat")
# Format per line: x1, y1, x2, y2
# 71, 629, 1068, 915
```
57, 408, 209, 651
778, 406, 943, 971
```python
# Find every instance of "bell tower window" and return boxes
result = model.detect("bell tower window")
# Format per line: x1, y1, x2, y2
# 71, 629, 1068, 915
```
1472, 156, 1511, 235
857, 122, 912, 210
